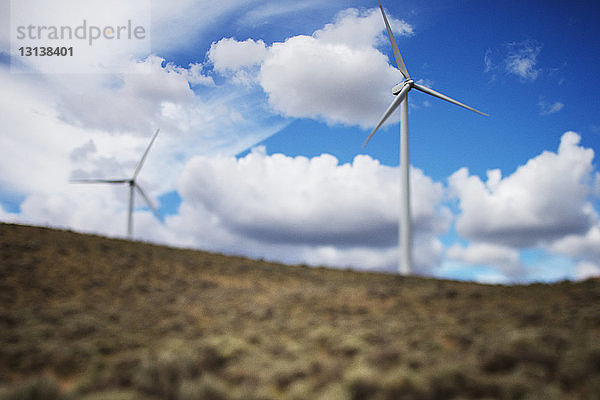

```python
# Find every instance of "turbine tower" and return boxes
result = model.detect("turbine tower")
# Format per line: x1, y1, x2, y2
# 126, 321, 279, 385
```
71, 129, 161, 239
363, 1, 487, 275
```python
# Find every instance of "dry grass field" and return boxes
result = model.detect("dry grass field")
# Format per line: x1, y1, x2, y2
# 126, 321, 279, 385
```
1, 222, 600, 399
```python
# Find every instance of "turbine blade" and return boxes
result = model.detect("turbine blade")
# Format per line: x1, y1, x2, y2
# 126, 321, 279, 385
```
132, 128, 160, 179
70, 178, 129, 184
362, 83, 411, 147
134, 184, 161, 221
413, 83, 488, 116
379, 0, 410, 80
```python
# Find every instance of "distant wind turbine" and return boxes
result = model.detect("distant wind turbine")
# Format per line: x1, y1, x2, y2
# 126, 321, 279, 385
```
71, 129, 161, 239
363, 1, 487, 275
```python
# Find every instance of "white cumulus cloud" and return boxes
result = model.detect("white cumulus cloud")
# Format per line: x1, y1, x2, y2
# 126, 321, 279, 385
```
446, 242, 523, 278
449, 132, 597, 247
248, 7, 413, 128
169, 148, 450, 273
209, 38, 268, 73
314, 7, 413, 48
56, 55, 196, 134
576, 261, 600, 280
550, 224, 600, 280
551, 224, 600, 261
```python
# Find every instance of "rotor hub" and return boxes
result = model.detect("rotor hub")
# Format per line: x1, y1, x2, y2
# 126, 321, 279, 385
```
392, 79, 413, 95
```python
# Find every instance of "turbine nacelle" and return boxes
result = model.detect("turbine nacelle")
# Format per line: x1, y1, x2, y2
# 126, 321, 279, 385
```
392, 80, 413, 95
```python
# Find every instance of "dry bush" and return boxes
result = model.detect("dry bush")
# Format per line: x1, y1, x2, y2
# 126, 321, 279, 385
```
177, 374, 228, 400
0, 376, 64, 400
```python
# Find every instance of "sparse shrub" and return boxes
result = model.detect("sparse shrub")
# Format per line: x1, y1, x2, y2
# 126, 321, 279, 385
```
344, 368, 426, 400
522, 384, 562, 400
578, 375, 600, 400
52, 344, 90, 376
272, 364, 309, 390
157, 316, 188, 336
77, 390, 142, 400
343, 364, 380, 400
481, 333, 559, 376
75, 352, 143, 393
74, 360, 114, 394
364, 348, 401, 369
94, 334, 125, 356
481, 349, 519, 374
62, 315, 98, 340
133, 355, 180, 398
0, 311, 17, 329
109, 353, 144, 388
314, 383, 346, 400
177, 375, 227, 400
558, 343, 600, 390
502, 380, 529, 400
132, 339, 201, 399
345, 376, 379, 400
519, 310, 544, 326
380, 367, 427, 400
428, 367, 468, 399
332, 335, 365, 358
406, 359, 422, 371
197, 344, 227, 371
485, 370, 532, 400
203, 335, 248, 365
4, 342, 50, 374
79, 390, 140, 400
309, 326, 336, 348
0, 376, 63, 400
514, 340, 559, 375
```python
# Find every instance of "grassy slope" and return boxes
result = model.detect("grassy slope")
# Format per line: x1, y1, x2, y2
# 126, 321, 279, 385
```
1, 222, 600, 399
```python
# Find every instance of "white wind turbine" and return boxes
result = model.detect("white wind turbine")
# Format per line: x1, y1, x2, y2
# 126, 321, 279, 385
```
363, 1, 487, 275
71, 129, 161, 239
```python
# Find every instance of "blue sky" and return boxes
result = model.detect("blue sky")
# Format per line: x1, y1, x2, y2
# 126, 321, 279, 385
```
1, 0, 600, 283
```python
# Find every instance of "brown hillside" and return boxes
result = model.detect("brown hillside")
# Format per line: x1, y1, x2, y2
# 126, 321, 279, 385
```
1, 222, 600, 399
